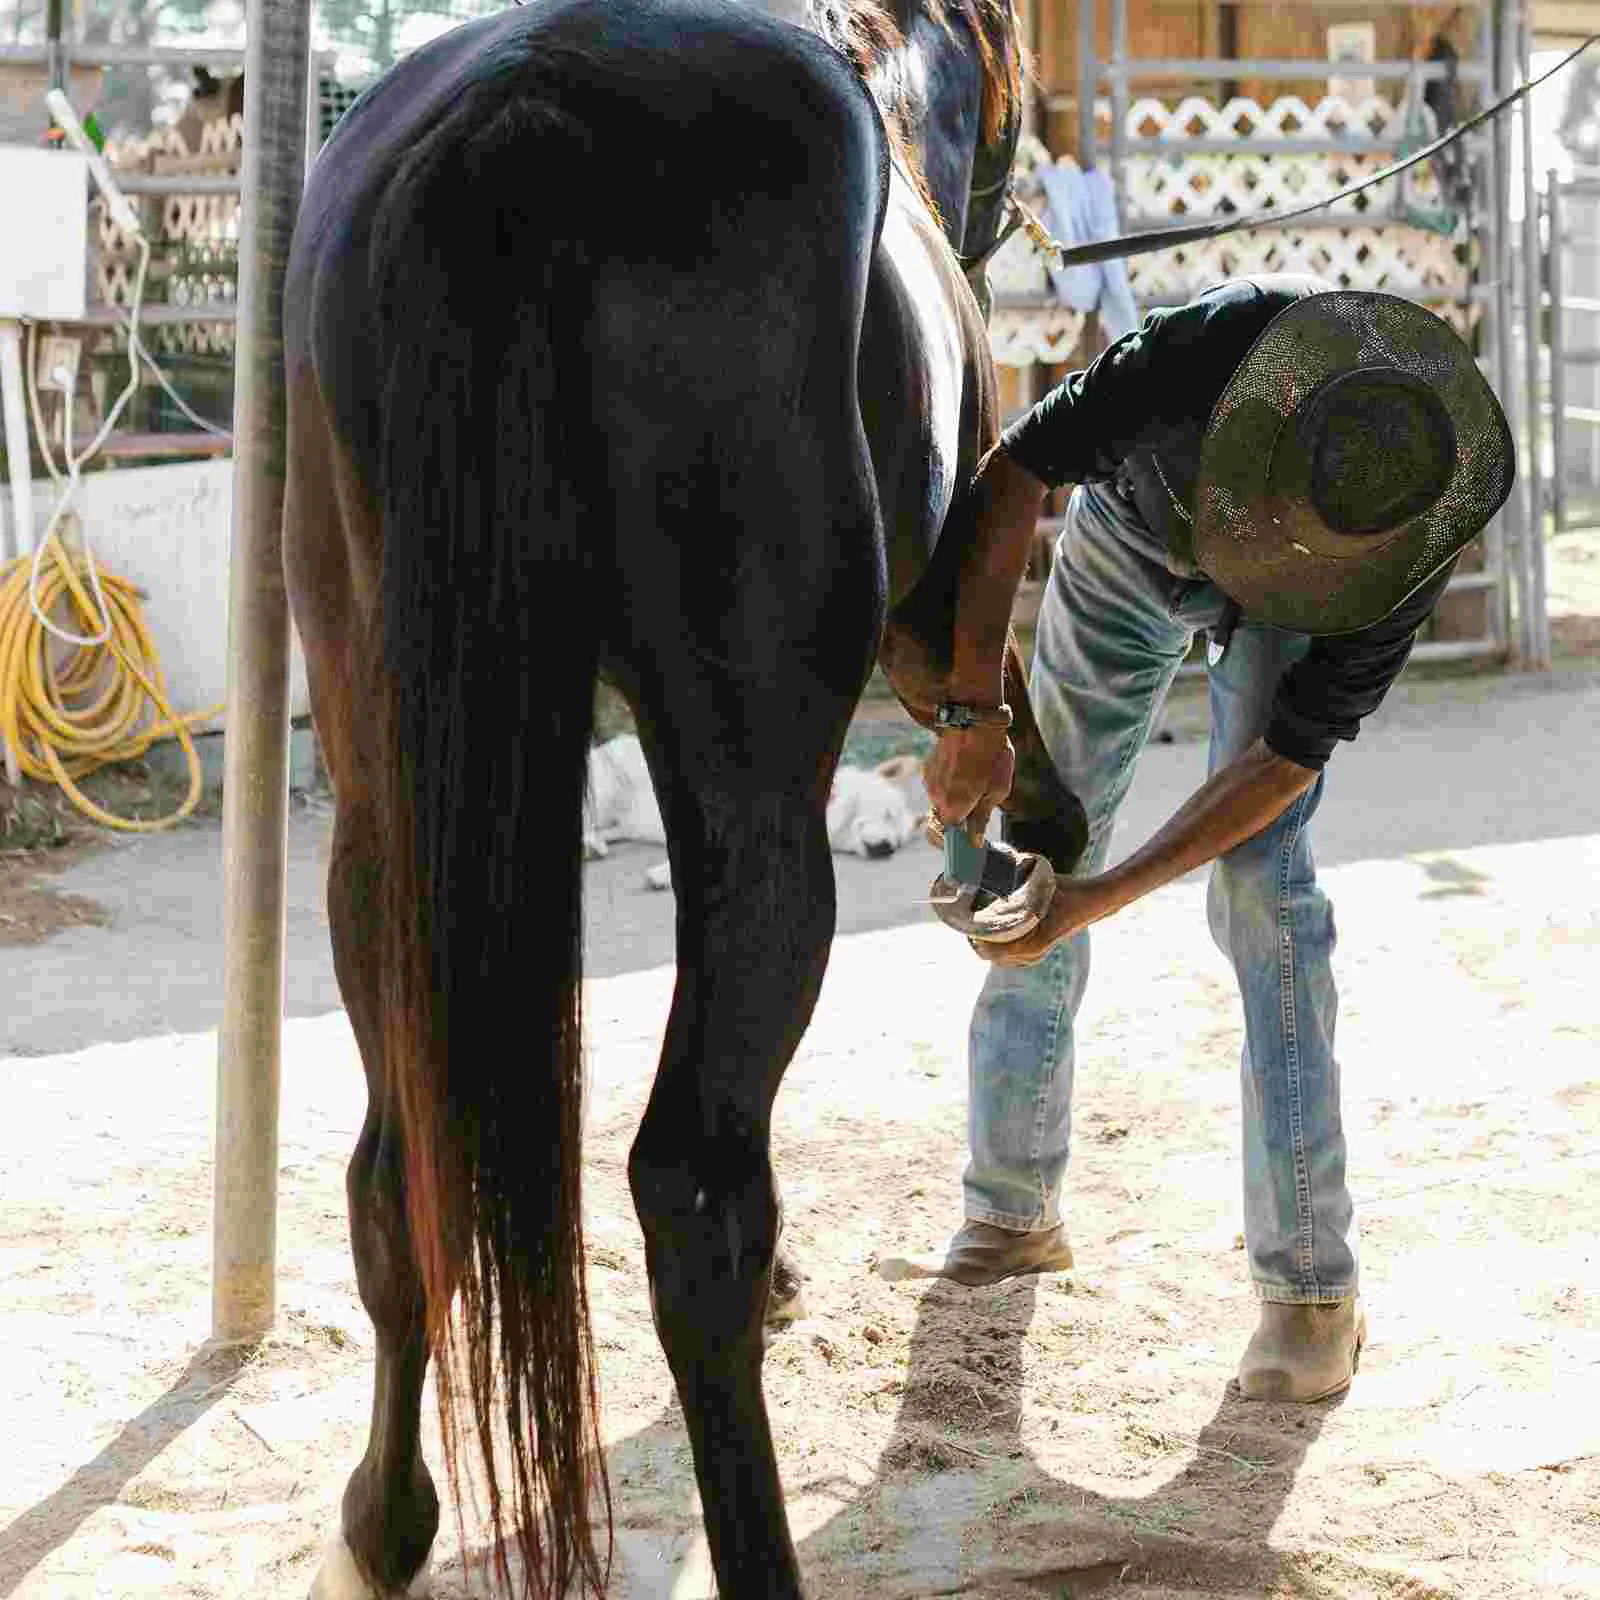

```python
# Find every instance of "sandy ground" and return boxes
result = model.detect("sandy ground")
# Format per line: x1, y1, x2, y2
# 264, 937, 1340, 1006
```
3, 820, 1599, 1598
2, 525, 1599, 1598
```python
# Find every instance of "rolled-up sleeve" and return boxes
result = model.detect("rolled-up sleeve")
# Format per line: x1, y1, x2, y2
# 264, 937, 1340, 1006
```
1264, 561, 1458, 769
999, 318, 1164, 488
998, 281, 1295, 490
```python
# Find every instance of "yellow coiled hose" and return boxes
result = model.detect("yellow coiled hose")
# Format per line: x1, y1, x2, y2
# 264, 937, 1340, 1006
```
0, 527, 222, 832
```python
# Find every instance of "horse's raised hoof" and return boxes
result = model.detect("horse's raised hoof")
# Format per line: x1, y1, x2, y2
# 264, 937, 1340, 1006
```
929, 842, 1056, 944
309, 1535, 431, 1600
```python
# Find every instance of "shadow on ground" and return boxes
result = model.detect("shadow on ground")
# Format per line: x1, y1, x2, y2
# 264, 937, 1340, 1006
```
434, 1276, 1348, 1598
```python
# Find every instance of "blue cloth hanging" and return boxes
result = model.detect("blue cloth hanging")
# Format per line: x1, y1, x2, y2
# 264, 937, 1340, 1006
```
1036, 161, 1142, 339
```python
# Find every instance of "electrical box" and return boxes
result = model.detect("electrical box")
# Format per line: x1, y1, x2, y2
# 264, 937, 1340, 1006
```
0, 145, 89, 321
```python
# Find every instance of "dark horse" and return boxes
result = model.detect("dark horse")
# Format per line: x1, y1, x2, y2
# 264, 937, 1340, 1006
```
283, 0, 1082, 1593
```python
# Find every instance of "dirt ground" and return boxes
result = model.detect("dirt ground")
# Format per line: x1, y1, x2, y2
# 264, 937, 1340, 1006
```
3, 823, 1599, 1599
2, 527, 1599, 1599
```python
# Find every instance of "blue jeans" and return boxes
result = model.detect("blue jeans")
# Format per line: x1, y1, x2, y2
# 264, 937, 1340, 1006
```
968, 484, 1357, 1304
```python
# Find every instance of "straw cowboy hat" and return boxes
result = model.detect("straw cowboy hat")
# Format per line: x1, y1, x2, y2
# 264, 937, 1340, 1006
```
1194, 289, 1515, 636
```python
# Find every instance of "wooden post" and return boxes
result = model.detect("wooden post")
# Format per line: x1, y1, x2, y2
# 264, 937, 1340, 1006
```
211, 0, 311, 1345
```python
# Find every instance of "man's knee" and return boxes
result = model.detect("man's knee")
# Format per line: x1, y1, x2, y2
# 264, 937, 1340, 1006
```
1207, 843, 1283, 966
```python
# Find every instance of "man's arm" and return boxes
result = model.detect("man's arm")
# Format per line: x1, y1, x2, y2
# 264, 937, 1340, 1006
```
910, 448, 1050, 840
898, 291, 1256, 835
979, 738, 1317, 967
944, 447, 1050, 706
898, 281, 1308, 838
894, 329, 1156, 838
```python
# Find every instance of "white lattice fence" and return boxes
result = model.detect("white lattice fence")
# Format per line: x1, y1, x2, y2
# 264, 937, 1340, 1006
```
1124, 93, 1472, 328
1122, 93, 1450, 217
1126, 230, 1474, 331
990, 92, 1478, 365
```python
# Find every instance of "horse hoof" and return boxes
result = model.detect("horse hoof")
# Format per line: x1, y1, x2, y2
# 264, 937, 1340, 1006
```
764, 1250, 807, 1330
309, 1535, 431, 1600
929, 848, 1056, 944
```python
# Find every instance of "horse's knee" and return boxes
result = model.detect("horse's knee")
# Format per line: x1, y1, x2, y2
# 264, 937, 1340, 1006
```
629, 1132, 780, 1347
347, 1121, 421, 1338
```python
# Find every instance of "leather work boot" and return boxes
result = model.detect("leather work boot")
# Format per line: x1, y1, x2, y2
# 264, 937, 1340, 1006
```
876, 1219, 1075, 1287
1237, 1296, 1366, 1402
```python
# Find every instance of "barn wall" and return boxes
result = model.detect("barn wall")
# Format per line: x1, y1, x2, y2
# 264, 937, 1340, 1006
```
1029, 1, 1483, 158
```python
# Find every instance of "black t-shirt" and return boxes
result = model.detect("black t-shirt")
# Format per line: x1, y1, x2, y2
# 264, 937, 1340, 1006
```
1001, 275, 1457, 770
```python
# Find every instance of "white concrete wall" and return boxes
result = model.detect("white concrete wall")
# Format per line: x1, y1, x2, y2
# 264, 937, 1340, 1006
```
21, 459, 311, 724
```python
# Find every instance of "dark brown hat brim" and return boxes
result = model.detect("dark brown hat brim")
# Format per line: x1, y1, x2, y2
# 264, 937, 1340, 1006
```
1194, 291, 1515, 636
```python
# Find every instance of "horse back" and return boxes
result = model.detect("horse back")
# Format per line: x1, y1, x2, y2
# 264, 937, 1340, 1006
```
284, 0, 894, 696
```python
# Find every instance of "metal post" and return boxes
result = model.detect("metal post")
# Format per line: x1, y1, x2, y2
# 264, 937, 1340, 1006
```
1472, 0, 1509, 656
1078, 0, 1096, 168
0, 321, 34, 566
0, 318, 30, 787
1516, 0, 1548, 667
1020, 0, 1041, 142
1489, 0, 1527, 661
211, 0, 312, 1345
303, 52, 323, 186
1548, 172, 1567, 534
45, 0, 64, 93
1108, 0, 1128, 217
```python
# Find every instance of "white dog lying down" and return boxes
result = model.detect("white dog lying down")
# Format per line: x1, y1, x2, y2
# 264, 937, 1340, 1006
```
583, 734, 929, 890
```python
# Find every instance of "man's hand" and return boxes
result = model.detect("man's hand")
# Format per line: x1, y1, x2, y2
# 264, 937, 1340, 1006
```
970, 737, 1320, 967
971, 874, 1123, 967
923, 723, 1015, 844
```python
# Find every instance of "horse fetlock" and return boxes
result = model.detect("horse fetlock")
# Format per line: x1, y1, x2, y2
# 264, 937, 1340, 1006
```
334, 1454, 439, 1598
309, 1533, 431, 1600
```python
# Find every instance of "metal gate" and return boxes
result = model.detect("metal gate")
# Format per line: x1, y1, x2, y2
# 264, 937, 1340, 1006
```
1086, 0, 1522, 667
1547, 170, 1600, 537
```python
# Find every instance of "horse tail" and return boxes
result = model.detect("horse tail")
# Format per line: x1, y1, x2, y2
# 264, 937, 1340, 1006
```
367, 74, 606, 1596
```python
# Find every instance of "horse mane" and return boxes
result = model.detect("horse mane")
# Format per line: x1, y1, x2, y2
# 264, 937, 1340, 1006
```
810, 0, 1022, 146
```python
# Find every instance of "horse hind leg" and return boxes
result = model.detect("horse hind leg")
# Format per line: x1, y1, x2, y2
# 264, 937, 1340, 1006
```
310, 805, 439, 1599
312, 1114, 436, 1599
611, 434, 879, 1591
628, 779, 842, 1600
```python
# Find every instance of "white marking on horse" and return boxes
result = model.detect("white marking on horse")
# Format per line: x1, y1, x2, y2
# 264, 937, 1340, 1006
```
308, 1536, 431, 1600
878, 170, 964, 530
738, 0, 812, 26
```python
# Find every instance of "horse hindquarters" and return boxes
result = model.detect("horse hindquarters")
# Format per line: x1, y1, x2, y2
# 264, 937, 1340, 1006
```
292, 10, 890, 1595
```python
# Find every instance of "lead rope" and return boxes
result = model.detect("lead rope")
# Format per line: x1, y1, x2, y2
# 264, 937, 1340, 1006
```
962, 34, 1597, 281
